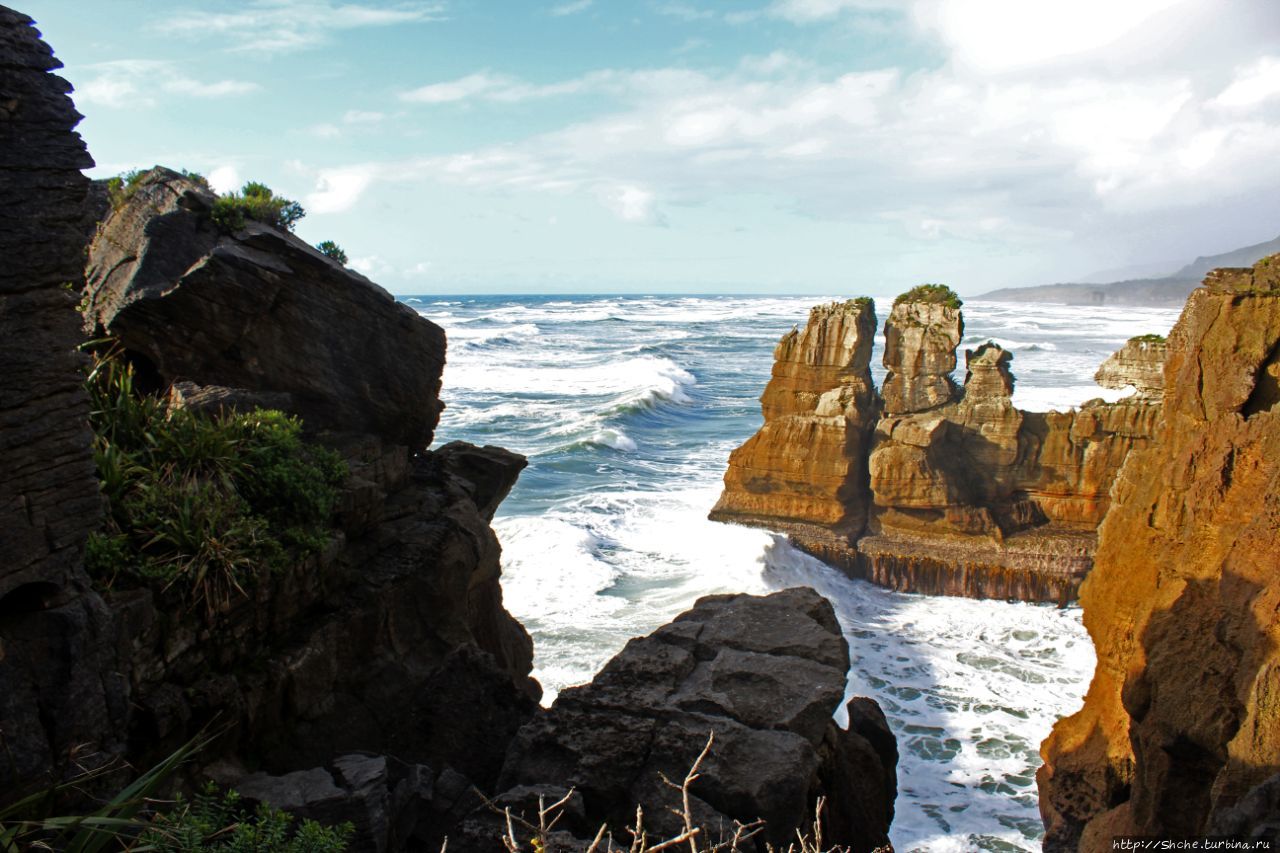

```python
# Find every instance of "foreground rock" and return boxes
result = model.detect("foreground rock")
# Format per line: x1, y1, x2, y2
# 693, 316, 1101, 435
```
713, 286, 1163, 603
82, 168, 444, 452
492, 588, 897, 852
0, 6, 119, 795
1039, 256, 1280, 849
0, 50, 537, 818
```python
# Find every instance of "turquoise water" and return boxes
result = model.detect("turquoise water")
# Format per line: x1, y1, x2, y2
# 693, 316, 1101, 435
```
406, 293, 1181, 852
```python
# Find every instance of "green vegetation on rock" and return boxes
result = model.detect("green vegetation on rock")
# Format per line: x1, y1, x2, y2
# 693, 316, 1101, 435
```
1129, 333, 1167, 344
83, 344, 346, 615
211, 180, 306, 233
315, 240, 348, 265
138, 784, 353, 852
894, 283, 963, 310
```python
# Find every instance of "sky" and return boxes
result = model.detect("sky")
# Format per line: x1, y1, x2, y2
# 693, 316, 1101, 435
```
22, 0, 1280, 295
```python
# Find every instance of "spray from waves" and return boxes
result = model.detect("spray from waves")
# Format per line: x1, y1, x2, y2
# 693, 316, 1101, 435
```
759, 538, 1093, 853
495, 484, 774, 701
445, 354, 694, 403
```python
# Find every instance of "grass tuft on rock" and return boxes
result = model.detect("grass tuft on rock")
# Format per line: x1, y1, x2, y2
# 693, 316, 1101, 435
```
1129, 333, 1167, 344
894, 283, 962, 309
83, 343, 346, 616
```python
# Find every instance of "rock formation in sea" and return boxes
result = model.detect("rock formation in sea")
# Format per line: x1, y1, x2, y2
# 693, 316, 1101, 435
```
712, 299, 878, 535
0, 14, 899, 850
712, 287, 1163, 603
1039, 256, 1280, 849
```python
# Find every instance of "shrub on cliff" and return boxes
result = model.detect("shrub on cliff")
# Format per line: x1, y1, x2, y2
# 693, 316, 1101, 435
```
211, 180, 305, 233
83, 344, 346, 615
894, 283, 962, 309
316, 240, 348, 265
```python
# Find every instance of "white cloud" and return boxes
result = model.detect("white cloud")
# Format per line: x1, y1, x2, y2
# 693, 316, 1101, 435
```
767, 0, 903, 23
401, 72, 514, 103
598, 184, 666, 225
342, 109, 387, 124
307, 167, 375, 213
1213, 56, 1280, 108
156, 0, 444, 53
404, 261, 434, 276
550, 0, 593, 15
207, 165, 240, 195
74, 60, 259, 107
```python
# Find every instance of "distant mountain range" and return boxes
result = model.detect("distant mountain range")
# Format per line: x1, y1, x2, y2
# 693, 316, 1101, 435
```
979, 233, 1280, 306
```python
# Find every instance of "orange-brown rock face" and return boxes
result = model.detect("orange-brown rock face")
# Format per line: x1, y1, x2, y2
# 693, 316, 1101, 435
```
1039, 257, 1280, 850
881, 298, 963, 414
1093, 336, 1167, 398
713, 289, 1166, 604
710, 299, 879, 534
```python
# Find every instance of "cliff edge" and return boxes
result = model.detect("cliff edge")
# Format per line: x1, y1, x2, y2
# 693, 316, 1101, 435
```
1039, 255, 1280, 849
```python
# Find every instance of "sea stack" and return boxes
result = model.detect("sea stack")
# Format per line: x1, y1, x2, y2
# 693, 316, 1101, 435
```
881, 286, 963, 414
712, 284, 1166, 603
710, 298, 879, 535
1039, 255, 1280, 848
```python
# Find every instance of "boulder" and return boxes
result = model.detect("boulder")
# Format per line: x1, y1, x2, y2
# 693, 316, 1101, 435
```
82, 168, 444, 452
497, 588, 896, 853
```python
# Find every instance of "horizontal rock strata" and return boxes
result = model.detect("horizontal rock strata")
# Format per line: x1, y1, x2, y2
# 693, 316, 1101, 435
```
712, 288, 1165, 603
1040, 257, 1280, 849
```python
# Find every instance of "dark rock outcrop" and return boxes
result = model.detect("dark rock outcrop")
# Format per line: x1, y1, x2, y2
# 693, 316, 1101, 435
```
1039, 256, 1280, 850
0, 6, 100, 602
713, 288, 1165, 603
82, 168, 444, 452
496, 588, 896, 853
0, 7, 124, 796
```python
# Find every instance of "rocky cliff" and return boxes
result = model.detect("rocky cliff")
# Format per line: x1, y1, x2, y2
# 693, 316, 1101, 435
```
1, 15, 900, 850
0, 4, 122, 796
713, 288, 1163, 603
1039, 256, 1280, 849
711, 299, 878, 535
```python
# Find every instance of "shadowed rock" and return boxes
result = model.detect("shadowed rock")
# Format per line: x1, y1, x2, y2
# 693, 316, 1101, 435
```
82, 168, 445, 452
497, 588, 896, 853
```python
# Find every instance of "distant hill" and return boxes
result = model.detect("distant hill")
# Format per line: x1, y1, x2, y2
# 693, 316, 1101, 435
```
979, 233, 1280, 306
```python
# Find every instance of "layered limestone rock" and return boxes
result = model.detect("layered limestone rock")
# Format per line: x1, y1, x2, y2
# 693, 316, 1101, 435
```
1040, 257, 1280, 850
492, 588, 897, 853
710, 299, 879, 534
0, 8, 100, 600
83, 168, 443, 452
881, 292, 963, 414
714, 286, 1166, 603
0, 8, 122, 797
1094, 335, 1166, 398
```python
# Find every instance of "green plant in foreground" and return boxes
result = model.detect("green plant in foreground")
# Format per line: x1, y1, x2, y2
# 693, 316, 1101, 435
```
211, 181, 305, 233
894, 283, 962, 310
315, 241, 348, 265
83, 344, 346, 615
0, 735, 209, 853
106, 170, 148, 211
136, 784, 352, 852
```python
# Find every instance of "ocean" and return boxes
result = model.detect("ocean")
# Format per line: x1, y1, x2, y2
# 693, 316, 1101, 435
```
405, 294, 1182, 852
